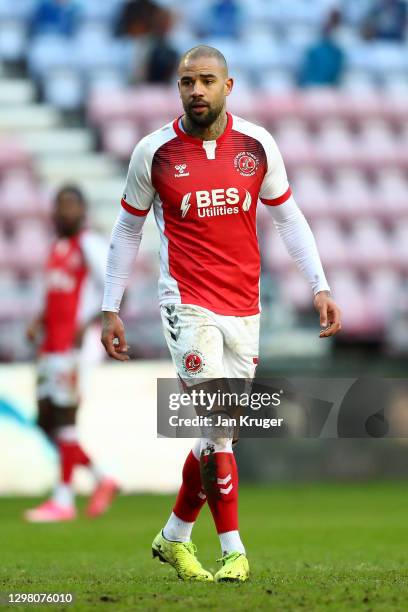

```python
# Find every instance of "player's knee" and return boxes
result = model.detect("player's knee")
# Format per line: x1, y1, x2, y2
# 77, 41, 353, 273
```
53, 406, 77, 429
37, 399, 55, 439
200, 436, 233, 454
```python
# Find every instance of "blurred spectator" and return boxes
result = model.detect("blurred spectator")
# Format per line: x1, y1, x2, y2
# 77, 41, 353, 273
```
145, 7, 178, 84
200, 0, 243, 39
30, 0, 81, 37
298, 10, 344, 87
116, 0, 158, 38
362, 0, 407, 42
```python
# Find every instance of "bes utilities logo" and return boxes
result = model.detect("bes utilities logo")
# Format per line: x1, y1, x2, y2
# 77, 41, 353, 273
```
234, 151, 259, 176
180, 188, 252, 218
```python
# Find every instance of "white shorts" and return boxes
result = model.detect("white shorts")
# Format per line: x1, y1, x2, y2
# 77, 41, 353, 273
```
37, 352, 79, 407
160, 304, 260, 384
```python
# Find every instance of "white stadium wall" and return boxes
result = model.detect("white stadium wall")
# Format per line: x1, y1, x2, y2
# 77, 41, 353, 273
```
0, 361, 192, 495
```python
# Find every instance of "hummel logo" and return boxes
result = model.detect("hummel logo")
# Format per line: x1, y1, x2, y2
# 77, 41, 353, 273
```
174, 163, 189, 178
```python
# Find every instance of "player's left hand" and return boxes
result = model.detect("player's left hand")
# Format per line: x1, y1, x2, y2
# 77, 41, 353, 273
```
314, 291, 341, 338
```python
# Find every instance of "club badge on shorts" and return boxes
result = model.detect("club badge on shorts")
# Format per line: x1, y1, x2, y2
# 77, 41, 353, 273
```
182, 350, 205, 375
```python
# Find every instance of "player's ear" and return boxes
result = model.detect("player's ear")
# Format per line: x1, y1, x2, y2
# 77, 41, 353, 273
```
224, 77, 233, 97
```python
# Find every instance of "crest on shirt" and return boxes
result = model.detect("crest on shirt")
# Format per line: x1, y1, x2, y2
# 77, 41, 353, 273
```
174, 163, 190, 178
234, 151, 259, 177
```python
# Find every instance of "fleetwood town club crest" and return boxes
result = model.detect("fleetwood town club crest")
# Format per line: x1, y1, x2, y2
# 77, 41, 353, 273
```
182, 350, 205, 375
234, 151, 259, 176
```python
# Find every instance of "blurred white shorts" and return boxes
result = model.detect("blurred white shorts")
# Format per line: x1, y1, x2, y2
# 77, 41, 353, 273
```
37, 351, 79, 407
160, 304, 260, 384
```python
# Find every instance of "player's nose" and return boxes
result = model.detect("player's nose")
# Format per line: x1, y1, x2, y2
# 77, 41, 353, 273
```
191, 82, 205, 96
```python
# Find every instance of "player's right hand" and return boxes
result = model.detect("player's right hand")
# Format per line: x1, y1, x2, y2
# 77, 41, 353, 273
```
101, 311, 129, 361
26, 316, 43, 344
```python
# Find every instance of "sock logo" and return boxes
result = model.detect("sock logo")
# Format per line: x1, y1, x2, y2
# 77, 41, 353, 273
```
217, 473, 233, 495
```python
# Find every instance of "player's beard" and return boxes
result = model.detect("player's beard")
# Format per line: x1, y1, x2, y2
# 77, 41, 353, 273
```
54, 218, 83, 237
184, 100, 224, 129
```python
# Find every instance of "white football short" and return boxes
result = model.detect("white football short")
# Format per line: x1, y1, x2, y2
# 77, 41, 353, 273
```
37, 351, 79, 407
160, 304, 260, 384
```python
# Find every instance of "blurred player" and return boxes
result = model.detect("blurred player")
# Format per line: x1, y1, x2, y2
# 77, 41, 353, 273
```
25, 185, 118, 522
101, 46, 341, 581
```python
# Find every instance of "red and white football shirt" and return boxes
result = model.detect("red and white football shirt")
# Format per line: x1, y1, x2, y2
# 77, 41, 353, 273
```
121, 112, 291, 316
41, 231, 106, 353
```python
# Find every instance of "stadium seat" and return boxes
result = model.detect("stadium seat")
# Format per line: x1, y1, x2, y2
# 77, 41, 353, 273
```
279, 270, 311, 310
357, 121, 398, 167
291, 169, 331, 218
274, 123, 316, 166
348, 219, 392, 270
366, 268, 402, 325
0, 138, 31, 171
42, 67, 83, 111
262, 229, 293, 272
11, 220, 50, 270
390, 220, 408, 272
0, 19, 27, 62
331, 169, 373, 219
311, 219, 351, 269
314, 124, 357, 168
329, 270, 380, 335
0, 171, 43, 218
102, 121, 140, 161
374, 169, 408, 218
28, 35, 76, 79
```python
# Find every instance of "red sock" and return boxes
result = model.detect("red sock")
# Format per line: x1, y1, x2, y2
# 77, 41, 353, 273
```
173, 450, 207, 522
57, 441, 91, 484
200, 451, 238, 533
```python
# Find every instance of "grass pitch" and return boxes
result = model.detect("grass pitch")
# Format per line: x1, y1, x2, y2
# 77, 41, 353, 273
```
1, 483, 408, 611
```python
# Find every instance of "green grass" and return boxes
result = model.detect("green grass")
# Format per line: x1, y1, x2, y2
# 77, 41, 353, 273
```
1, 483, 408, 611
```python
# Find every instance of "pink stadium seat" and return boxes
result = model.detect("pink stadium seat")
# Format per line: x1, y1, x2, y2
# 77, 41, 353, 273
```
0, 172, 43, 218
126, 86, 179, 121
11, 220, 50, 270
357, 122, 398, 167
0, 229, 10, 267
330, 170, 373, 219
300, 89, 344, 120
340, 92, 383, 121
0, 272, 24, 318
314, 126, 358, 168
102, 121, 140, 161
366, 269, 401, 325
374, 169, 408, 218
0, 138, 30, 171
348, 219, 392, 270
254, 93, 300, 123
279, 270, 311, 310
88, 89, 131, 125
309, 219, 349, 269
291, 169, 331, 218
329, 270, 381, 335
262, 230, 293, 273
390, 220, 408, 272
275, 125, 316, 166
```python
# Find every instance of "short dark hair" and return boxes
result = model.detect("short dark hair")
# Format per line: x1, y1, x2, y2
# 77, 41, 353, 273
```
178, 45, 228, 75
55, 184, 87, 207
